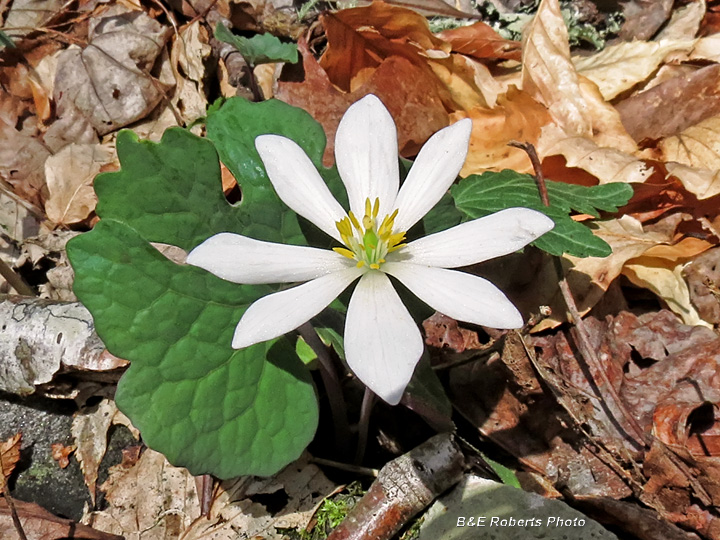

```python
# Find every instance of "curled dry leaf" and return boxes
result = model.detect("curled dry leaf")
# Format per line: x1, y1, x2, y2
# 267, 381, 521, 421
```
436, 21, 522, 61
691, 34, 720, 61
536, 124, 652, 185
53, 9, 172, 136
665, 161, 720, 200
619, 0, 674, 41
0, 433, 21, 489
573, 40, 697, 101
44, 143, 117, 225
51, 443, 76, 469
169, 21, 211, 126
451, 87, 551, 176
659, 113, 720, 172
655, 0, 706, 40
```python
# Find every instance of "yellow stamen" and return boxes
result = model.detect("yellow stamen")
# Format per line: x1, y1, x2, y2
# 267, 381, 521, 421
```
356, 261, 365, 268
333, 247, 355, 259
369, 263, 380, 270
348, 211, 361, 231
372, 198, 380, 218
364, 198, 372, 217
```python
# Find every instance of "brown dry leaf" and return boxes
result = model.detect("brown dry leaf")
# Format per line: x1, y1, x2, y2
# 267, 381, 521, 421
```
278, 41, 449, 164
44, 143, 117, 225
659, 113, 720, 172
665, 161, 720, 200
573, 40, 696, 101
319, 2, 448, 93
619, 0, 674, 41
451, 86, 552, 176
0, 433, 21, 489
0, 118, 51, 208
422, 312, 484, 353
536, 123, 653, 185
617, 64, 720, 144
684, 246, 720, 324
624, 258, 710, 326
426, 52, 495, 110
656, 0, 706, 40
53, 8, 172, 136
181, 453, 337, 540
170, 21, 211, 126
436, 21, 522, 61
51, 442, 76, 469
1, 498, 124, 540
521, 0, 591, 136
72, 399, 138, 505
2, 0, 64, 39
691, 34, 720, 61
83, 448, 200, 539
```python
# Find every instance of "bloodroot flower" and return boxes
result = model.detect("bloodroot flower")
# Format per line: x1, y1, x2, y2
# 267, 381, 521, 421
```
187, 95, 554, 405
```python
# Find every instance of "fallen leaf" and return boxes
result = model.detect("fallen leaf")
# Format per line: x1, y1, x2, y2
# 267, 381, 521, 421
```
170, 21, 212, 126
1, 498, 123, 540
617, 64, 720, 143
0, 433, 21, 489
2, 0, 64, 39
436, 21, 522, 61
619, 0, 674, 40
82, 448, 200, 539
450, 86, 552, 176
44, 143, 117, 225
656, 0, 706, 40
536, 124, 653, 185
181, 453, 337, 540
51, 442, 76, 469
683, 246, 720, 323
573, 40, 696, 101
422, 312, 484, 353
659, 113, 720, 171
691, 34, 720, 61
381, 0, 478, 18
53, 8, 172, 136
0, 118, 51, 208
665, 161, 720, 200
72, 399, 136, 505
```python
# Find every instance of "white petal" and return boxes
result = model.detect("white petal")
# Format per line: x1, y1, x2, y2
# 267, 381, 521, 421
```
399, 208, 554, 268
187, 233, 352, 284
256, 135, 346, 241
335, 95, 399, 219
393, 119, 472, 232
384, 262, 523, 329
232, 266, 364, 349
344, 271, 424, 405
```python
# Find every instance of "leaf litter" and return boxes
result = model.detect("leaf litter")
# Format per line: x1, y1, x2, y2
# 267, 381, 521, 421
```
4, 0, 720, 538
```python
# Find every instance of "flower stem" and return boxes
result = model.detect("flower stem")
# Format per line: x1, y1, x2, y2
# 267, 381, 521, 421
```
354, 387, 375, 464
298, 323, 352, 457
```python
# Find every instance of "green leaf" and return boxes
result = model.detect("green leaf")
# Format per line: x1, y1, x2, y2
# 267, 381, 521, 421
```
68, 220, 318, 478
451, 170, 633, 257
206, 97, 347, 246
481, 454, 521, 488
0, 30, 15, 49
215, 24, 298, 65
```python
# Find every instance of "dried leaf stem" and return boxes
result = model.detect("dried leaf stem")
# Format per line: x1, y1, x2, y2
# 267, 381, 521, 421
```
515, 141, 648, 450
1, 464, 28, 540
0, 256, 34, 296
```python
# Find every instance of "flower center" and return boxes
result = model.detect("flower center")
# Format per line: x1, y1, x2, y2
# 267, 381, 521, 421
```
333, 198, 406, 270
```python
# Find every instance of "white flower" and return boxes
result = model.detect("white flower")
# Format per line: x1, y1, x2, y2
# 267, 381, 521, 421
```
187, 95, 554, 405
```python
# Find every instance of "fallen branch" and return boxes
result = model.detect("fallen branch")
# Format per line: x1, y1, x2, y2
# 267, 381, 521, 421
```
326, 433, 464, 540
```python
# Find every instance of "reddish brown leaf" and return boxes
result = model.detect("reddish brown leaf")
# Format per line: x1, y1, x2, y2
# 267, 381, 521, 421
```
437, 21, 522, 61
50, 443, 75, 469
0, 433, 21, 490
0, 499, 123, 540
422, 312, 484, 353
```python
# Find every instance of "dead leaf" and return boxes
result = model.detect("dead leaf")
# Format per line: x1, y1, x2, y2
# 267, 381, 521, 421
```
617, 64, 720, 143
536, 124, 653, 185
656, 0, 706, 40
451, 86, 552, 176
170, 21, 211, 126
44, 143, 116, 225
380, 0, 478, 19
181, 454, 339, 540
436, 21, 522, 61
277, 41, 449, 164
573, 40, 696, 101
51, 442, 76, 469
659, 113, 720, 172
72, 399, 137, 505
0, 118, 51, 208
691, 34, 720, 61
665, 161, 720, 200
422, 312, 484, 353
83, 448, 200, 539
0, 433, 21, 489
2, 0, 64, 39
619, 0, 674, 40
53, 8, 172, 136
683, 246, 720, 323
1, 498, 124, 540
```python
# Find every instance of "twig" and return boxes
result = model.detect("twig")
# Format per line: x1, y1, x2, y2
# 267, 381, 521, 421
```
508, 141, 549, 206
354, 388, 374, 464
298, 323, 352, 457
310, 457, 379, 477
514, 141, 648, 450
0, 256, 34, 296
1, 465, 28, 540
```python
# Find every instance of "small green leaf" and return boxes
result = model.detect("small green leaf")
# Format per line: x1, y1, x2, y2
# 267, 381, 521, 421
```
68, 220, 318, 478
451, 170, 633, 257
215, 24, 298, 65
0, 30, 15, 49
296, 336, 318, 365
481, 454, 521, 488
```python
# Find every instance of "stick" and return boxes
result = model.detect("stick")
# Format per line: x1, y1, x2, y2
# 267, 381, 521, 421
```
1, 463, 28, 540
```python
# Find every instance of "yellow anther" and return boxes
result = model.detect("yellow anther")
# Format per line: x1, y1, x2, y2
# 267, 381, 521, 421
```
378, 258, 386, 264
348, 211, 361, 231
369, 263, 380, 270
356, 261, 365, 268
362, 215, 374, 229
333, 247, 355, 260
364, 198, 372, 217
388, 243, 406, 253
372, 198, 380, 218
